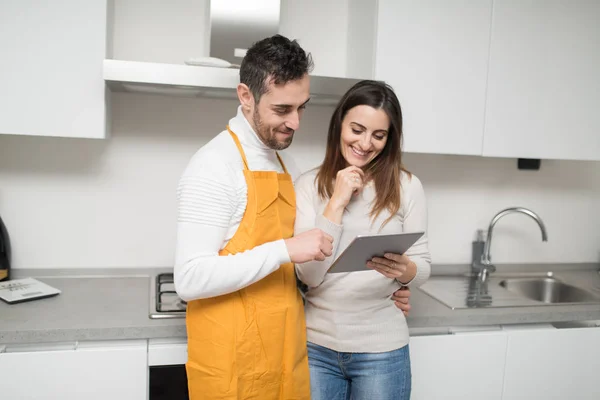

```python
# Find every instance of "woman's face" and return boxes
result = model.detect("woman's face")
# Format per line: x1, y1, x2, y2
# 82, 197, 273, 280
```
340, 105, 390, 168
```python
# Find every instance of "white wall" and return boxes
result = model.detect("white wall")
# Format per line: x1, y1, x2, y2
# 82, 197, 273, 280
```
0, 0, 599, 269
1, 91, 599, 269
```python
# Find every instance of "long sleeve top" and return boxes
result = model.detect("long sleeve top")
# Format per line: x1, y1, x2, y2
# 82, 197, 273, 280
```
294, 168, 431, 352
174, 106, 300, 301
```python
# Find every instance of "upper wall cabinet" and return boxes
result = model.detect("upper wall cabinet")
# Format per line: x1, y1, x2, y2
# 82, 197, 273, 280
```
0, 0, 110, 139
374, 0, 493, 156
482, 0, 600, 161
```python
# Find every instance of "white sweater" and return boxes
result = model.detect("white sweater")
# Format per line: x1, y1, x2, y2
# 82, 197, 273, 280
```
294, 168, 431, 353
174, 106, 300, 302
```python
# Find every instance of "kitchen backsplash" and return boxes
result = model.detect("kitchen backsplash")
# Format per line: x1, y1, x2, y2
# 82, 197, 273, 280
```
1, 92, 599, 269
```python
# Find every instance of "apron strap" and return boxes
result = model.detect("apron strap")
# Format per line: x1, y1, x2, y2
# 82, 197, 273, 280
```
227, 126, 289, 174
227, 126, 250, 170
276, 152, 289, 175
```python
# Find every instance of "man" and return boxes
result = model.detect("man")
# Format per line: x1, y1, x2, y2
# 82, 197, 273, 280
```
174, 34, 411, 400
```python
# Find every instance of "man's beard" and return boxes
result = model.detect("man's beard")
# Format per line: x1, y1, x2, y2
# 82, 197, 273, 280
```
252, 108, 294, 150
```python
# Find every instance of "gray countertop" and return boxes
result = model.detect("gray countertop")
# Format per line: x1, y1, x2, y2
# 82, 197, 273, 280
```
1, 268, 186, 345
2, 264, 600, 345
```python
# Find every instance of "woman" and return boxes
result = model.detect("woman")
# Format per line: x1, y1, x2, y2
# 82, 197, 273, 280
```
294, 80, 431, 400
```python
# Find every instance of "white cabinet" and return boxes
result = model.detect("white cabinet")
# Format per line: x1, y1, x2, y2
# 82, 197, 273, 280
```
0, 340, 148, 400
483, 0, 600, 161
410, 330, 507, 400
374, 0, 600, 161
374, 0, 493, 156
502, 326, 600, 400
410, 325, 600, 399
0, 0, 110, 139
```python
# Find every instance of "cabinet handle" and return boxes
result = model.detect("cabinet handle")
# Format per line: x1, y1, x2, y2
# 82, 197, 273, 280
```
3, 342, 77, 353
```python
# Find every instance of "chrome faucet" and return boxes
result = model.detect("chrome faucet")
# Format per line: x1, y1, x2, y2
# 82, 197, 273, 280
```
472, 207, 548, 281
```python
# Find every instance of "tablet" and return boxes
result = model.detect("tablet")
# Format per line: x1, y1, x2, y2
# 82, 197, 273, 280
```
328, 231, 424, 273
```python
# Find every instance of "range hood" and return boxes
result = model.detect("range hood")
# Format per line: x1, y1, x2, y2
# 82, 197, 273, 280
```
104, 0, 361, 105
208, 0, 281, 65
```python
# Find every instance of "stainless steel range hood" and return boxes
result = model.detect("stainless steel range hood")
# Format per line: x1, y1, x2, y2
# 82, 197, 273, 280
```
104, 0, 361, 105
210, 0, 358, 102
206, 0, 362, 102
209, 0, 281, 64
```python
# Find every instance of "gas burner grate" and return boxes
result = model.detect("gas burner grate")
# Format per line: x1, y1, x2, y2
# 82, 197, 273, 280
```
155, 273, 187, 313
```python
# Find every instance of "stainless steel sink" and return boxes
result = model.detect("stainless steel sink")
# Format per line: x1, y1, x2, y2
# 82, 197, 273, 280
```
499, 277, 600, 304
419, 266, 600, 309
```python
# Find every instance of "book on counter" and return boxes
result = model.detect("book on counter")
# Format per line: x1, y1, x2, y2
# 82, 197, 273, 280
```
0, 277, 61, 304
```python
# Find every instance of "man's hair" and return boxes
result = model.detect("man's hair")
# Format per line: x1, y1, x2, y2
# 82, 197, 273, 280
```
240, 34, 314, 102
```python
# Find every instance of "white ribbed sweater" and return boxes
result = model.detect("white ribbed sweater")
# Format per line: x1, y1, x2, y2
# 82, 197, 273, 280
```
173, 106, 300, 301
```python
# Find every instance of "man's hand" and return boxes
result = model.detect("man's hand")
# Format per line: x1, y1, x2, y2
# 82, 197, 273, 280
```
285, 228, 333, 264
392, 286, 411, 317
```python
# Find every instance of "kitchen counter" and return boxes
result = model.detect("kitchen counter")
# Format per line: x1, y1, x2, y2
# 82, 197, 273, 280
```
2, 264, 600, 344
0, 268, 186, 345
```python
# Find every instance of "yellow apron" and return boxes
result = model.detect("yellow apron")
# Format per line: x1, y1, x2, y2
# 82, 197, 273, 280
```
185, 127, 310, 400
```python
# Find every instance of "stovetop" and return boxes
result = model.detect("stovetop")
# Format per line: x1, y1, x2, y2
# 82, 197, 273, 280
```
148, 272, 187, 319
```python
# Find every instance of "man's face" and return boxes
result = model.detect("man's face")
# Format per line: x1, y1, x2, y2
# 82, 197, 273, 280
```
250, 74, 311, 150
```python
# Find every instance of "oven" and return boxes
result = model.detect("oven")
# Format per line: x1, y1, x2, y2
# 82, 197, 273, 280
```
148, 338, 189, 400
148, 272, 189, 399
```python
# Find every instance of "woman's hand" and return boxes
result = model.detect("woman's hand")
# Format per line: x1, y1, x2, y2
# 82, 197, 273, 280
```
323, 166, 364, 224
367, 253, 417, 284
331, 166, 364, 208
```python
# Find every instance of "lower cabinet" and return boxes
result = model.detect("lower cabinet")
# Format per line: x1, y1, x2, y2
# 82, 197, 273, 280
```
1, 325, 599, 399
0, 340, 148, 400
502, 326, 600, 400
410, 325, 600, 400
410, 330, 507, 400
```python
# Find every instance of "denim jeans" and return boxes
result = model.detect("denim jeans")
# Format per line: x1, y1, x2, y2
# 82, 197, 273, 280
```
307, 341, 412, 400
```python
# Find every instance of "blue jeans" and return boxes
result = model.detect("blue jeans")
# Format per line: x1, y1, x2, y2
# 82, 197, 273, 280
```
307, 341, 412, 400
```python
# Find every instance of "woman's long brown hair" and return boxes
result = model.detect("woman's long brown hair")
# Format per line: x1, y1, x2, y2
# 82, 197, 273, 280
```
315, 80, 410, 227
